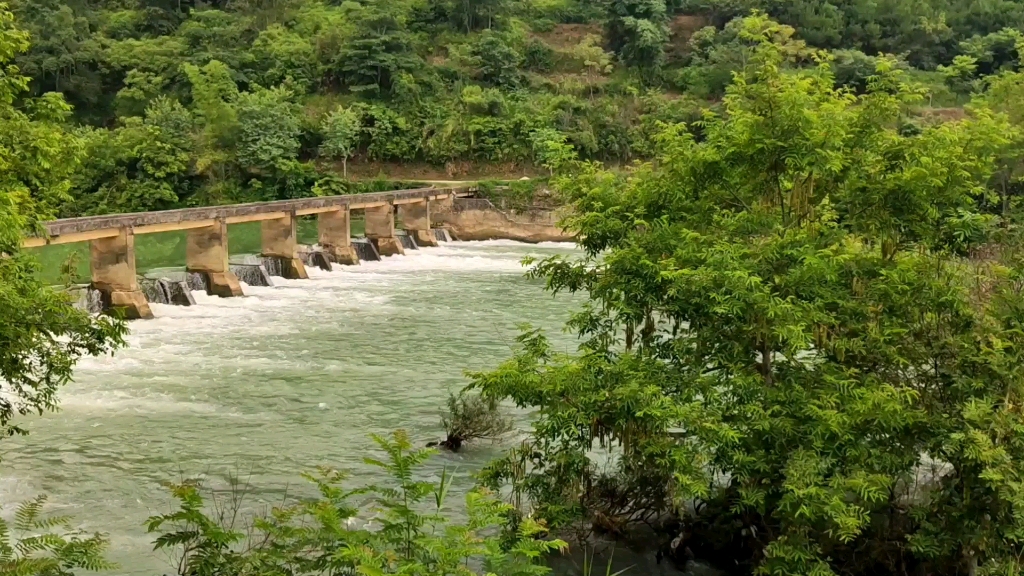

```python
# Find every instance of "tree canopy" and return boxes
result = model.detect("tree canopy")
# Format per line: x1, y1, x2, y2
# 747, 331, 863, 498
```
474, 16, 1024, 576
0, 0, 1017, 216
0, 3, 125, 441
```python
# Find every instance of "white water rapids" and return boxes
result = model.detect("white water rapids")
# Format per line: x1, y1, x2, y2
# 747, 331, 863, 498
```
2, 240, 584, 574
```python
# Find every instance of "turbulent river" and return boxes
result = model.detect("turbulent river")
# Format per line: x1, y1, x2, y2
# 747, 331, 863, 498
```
3, 240, 587, 575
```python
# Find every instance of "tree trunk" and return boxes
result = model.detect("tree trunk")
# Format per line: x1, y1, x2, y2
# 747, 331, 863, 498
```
965, 549, 978, 576
1002, 177, 1010, 220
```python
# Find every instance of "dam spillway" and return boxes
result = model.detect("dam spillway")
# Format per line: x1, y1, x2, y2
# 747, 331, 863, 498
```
29, 186, 470, 319
18, 185, 585, 573
73, 230, 457, 315
32, 186, 574, 319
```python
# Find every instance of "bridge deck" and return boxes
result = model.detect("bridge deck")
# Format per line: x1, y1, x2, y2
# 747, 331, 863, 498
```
24, 186, 474, 247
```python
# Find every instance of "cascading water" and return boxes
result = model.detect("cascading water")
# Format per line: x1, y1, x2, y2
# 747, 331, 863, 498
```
260, 257, 284, 278
68, 285, 104, 313
351, 238, 380, 262
433, 228, 453, 242
398, 233, 418, 251
186, 272, 210, 294
140, 278, 170, 304
140, 278, 196, 306
170, 281, 195, 305
298, 247, 333, 272
230, 264, 274, 287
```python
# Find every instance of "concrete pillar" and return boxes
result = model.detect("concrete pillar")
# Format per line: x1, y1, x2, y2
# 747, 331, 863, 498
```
317, 208, 359, 266
261, 213, 308, 279
430, 194, 456, 241
433, 194, 455, 213
90, 228, 153, 320
186, 219, 243, 298
364, 204, 404, 257
398, 200, 438, 247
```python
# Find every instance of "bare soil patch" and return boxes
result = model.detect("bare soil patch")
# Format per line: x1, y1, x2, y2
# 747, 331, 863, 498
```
535, 23, 603, 50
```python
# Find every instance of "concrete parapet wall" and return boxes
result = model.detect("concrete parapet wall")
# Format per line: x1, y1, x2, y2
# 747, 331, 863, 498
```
26, 186, 475, 247
433, 198, 573, 243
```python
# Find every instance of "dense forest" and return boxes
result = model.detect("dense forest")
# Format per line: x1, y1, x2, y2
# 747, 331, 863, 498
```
5, 0, 1024, 217
9, 0, 1024, 575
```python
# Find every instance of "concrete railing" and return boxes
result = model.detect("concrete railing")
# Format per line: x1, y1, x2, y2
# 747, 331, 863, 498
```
26, 186, 477, 247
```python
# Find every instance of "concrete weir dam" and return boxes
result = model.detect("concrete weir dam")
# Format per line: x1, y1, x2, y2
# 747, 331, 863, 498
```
25, 186, 571, 319
11, 188, 586, 574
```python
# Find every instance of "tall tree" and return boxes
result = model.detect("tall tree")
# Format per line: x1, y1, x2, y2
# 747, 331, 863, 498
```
330, 4, 421, 96
0, 3, 125, 440
606, 0, 669, 77
476, 16, 1024, 576
319, 104, 361, 177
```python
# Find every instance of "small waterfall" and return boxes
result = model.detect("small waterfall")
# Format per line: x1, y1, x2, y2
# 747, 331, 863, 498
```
140, 278, 170, 304
68, 285, 104, 314
298, 247, 333, 272
166, 280, 196, 306
312, 251, 332, 271
140, 278, 195, 306
433, 228, 453, 242
260, 257, 283, 278
352, 239, 380, 262
398, 233, 418, 251
186, 272, 210, 294
230, 264, 274, 287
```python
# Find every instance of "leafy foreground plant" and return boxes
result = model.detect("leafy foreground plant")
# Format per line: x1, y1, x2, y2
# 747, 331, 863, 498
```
147, 430, 564, 576
0, 495, 114, 575
475, 15, 1024, 576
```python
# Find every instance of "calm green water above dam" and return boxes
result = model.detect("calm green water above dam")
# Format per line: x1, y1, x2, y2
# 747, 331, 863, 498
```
3, 239, 584, 575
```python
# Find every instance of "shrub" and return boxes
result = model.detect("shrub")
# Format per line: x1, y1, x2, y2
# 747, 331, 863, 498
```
0, 496, 114, 574
474, 24, 1024, 576
438, 391, 515, 451
147, 431, 564, 575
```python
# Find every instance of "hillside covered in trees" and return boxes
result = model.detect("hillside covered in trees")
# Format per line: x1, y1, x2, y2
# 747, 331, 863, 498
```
6, 0, 1024, 218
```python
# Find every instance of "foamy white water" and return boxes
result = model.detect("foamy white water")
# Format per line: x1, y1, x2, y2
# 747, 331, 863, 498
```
1, 241, 581, 575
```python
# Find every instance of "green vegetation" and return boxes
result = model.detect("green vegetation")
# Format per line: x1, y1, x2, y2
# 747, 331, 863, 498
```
2, 0, 1020, 217
144, 431, 562, 576
437, 391, 515, 451
0, 7, 125, 571
11, 0, 1024, 574
0, 496, 114, 574
472, 16, 1024, 576
0, 4, 125, 440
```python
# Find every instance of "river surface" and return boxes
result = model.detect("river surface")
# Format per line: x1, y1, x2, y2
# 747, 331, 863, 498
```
2, 240, 585, 575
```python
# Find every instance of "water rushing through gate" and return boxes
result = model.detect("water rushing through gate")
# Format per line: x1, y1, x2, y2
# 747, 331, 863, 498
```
2, 240, 583, 575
